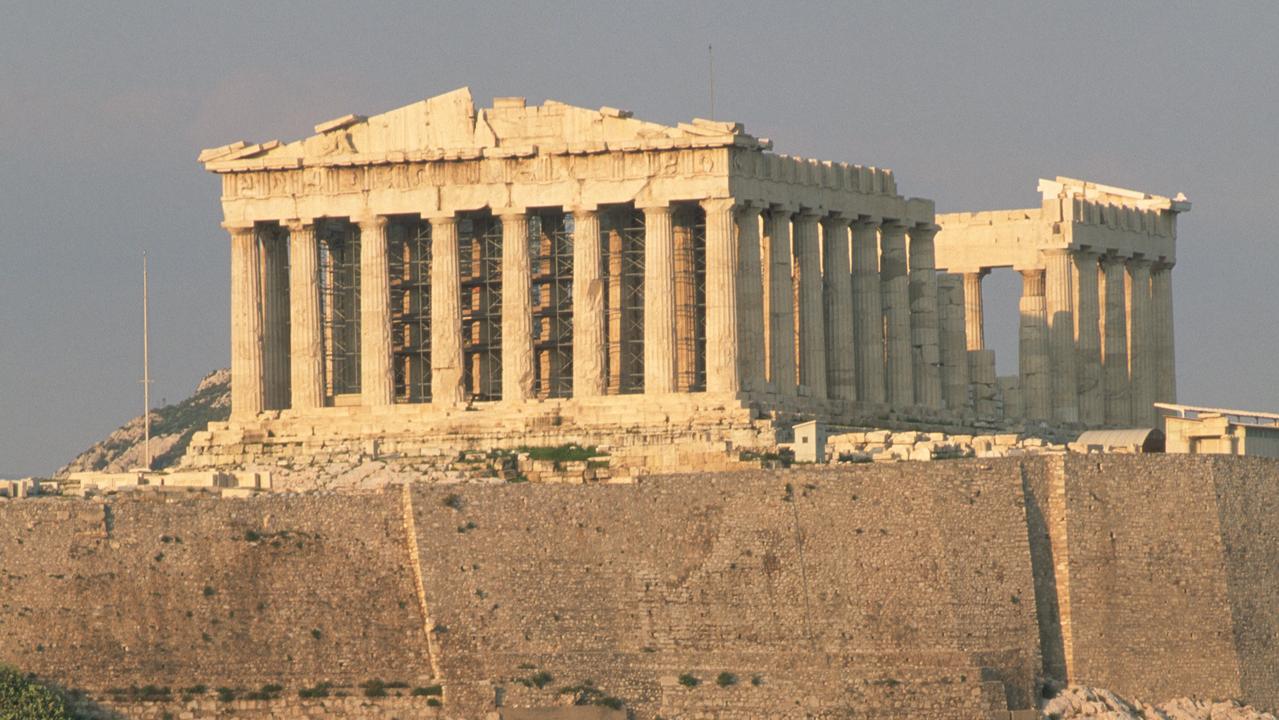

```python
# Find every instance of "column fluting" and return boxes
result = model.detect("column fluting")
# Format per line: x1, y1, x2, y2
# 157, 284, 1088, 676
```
1044, 248, 1078, 423
1152, 263, 1177, 404
937, 273, 970, 413
287, 221, 324, 410
643, 205, 676, 394
229, 225, 264, 419
1019, 268, 1050, 421
1073, 250, 1103, 426
851, 219, 885, 403
908, 224, 942, 409
359, 216, 395, 407
822, 215, 856, 401
963, 270, 987, 351
1100, 255, 1131, 425
735, 204, 766, 394
571, 207, 605, 398
880, 220, 913, 408
501, 211, 534, 402
702, 198, 740, 394
1127, 258, 1156, 426
794, 210, 826, 399
429, 216, 465, 406
765, 207, 796, 396
260, 225, 291, 410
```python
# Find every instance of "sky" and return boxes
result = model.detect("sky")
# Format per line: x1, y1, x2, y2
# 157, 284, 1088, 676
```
1, 1, 1276, 476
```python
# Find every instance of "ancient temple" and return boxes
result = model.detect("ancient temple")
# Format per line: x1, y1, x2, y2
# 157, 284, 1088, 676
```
191, 88, 1186, 467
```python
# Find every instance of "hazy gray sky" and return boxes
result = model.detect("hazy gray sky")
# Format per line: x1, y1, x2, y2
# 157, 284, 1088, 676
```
2, 2, 1276, 476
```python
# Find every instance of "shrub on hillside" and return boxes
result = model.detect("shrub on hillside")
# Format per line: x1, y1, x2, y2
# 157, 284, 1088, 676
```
0, 665, 73, 719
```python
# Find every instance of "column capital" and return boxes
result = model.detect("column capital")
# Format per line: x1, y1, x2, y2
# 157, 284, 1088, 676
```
766, 203, 798, 218
634, 199, 671, 211
1039, 246, 1073, 259
699, 197, 735, 213
1071, 247, 1101, 261
1019, 267, 1046, 280
1127, 256, 1153, 271
1152, 260, 1176, 272
222, 221, 256, 235
496, 207, 528, 220
909, 222, 940, 238
794, 206, 824, 219
852, 216, 882, 231
427, 214, 458, 228
880, 218, 909, 233
282, 219, 314, 233
640, 203, 673, 218
568, 204, 599, 216
962, 268, 991, 279
355, 214, 389, 230
821, 212, 851, 227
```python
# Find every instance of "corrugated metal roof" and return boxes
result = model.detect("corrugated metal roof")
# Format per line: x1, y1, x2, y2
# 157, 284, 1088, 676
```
1076, 428, 1165, 452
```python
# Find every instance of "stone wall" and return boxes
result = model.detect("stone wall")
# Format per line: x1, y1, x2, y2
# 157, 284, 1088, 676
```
4, 457, 1279, 718
1024, 455, 1279, 710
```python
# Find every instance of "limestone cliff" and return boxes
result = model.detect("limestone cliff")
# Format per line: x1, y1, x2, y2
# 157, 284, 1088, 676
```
57, 369, 229, 475
1043, 686, 1277, 720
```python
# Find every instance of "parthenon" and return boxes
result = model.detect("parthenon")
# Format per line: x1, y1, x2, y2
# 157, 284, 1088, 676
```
194, 88, 1188, 462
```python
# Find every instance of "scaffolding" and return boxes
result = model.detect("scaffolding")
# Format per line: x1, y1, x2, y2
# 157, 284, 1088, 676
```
317, 219, 360, 400
601, 205, 645, 394
673, 203, 707, 392
460, 212, 503, 401
389, 218, 431, 403
530, 210, 574, 398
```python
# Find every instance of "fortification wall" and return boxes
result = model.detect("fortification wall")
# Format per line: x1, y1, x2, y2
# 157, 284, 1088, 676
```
0, 462, 1044, 719
1026, 455, 1279, 710
6, 456, 1279, 718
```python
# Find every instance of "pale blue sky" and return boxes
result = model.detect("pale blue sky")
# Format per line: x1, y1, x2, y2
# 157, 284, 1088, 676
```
2, 2, 1276, 475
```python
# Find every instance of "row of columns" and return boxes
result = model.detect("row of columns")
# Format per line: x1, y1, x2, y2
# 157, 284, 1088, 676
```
228, 199, 746, 418
959, 252, 1175, 427
230, 202, 954, 419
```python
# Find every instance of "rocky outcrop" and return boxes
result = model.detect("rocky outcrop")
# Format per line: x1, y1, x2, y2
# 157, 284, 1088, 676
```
1043, 686, 1277, 720
58, 369, 229, 475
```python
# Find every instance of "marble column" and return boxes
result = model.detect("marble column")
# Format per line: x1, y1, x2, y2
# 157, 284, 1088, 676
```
571, 207, 605, 398
880, 220, 913, 408
1152, 262, 1177, 404
821, 215, 856, 401
765, 207, 797, 396
735, 204, 766, 394
260, 225, 291, 410
287, 221, 324, 410
908, 224, 942, 408
1019, 268, 1050, 421
702, 198, 740, 394
794, 209, 826, 399
1127, 258, 1156, 426
1099, 255, 1130, 425
962, 270, 987, 351
1044, 249, 1078, 423
937, 274, 970, 413
229, 225, 264, 419
643, 205, 676, 394
429, 216, 465, 406
1073, 250, 1103, 426
501, 211, 534, 402
851, 219, 885, 403
359, 216, 395, 407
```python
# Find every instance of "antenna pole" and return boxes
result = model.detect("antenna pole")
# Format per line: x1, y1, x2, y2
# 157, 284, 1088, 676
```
142, 252, 152, 470
708, 44, 715, 119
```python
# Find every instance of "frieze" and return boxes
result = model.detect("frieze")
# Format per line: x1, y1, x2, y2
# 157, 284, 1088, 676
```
220, 147, 728, 200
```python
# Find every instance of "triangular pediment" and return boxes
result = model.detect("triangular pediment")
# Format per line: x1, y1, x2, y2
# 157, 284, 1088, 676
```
200, 87, 758, 169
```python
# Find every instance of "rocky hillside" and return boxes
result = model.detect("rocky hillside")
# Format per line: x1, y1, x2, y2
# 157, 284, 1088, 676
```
1043, 686, 1276, 720
57, 369, 229, 476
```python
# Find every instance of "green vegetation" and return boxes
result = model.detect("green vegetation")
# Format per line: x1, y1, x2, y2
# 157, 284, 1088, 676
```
515, 671, 553, 689
411, 685, 442, 697
556, 680, 623, 710
298, 683, 331, 699
360, 679, 388, 698
678, 673, 700, 688
215, 687, 236, 702
0, 665, 73, 719
715, 672, 737, 687
518, 444, 604, 465
442, 493, 464, 510
750, 675, 764, 687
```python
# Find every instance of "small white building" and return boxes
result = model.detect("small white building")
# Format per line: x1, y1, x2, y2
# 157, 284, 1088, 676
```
1156, 403, 1279, 458
793, 420, 829, 463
